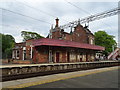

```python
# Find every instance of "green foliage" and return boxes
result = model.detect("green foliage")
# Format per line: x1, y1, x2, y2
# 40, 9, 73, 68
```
0, 33, 15, 59
21, 31, 44, 41
94, 31, 117, 56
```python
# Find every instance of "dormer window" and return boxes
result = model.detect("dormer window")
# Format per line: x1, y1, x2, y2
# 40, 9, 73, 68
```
58, 37, 62, 40
90, 38, 94, 44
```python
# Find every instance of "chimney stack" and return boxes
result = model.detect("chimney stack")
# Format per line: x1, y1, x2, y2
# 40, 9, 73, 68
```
55, 18, 59, 27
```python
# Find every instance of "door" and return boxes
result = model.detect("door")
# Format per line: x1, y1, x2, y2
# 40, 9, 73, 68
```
80, 57, 82, 62
80, 53, 82, 62
56, 52, 60, 63
86, 53, 88, 62
67, 52, 70, 62
24, 50, 26, 60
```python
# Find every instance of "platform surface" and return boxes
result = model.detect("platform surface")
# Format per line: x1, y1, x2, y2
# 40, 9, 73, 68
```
0, 60, 118, 68
1, 66, 119, 89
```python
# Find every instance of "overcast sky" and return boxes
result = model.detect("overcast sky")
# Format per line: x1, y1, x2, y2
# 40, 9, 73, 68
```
0, 0, 119, 44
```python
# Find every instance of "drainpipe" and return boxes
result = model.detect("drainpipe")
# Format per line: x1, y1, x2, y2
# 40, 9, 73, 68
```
23, 47, 26, 60
48, 25, 53, 63
112, 45, 115, 60
16, 50, 17, 59
112, 45, 114, 52
30, 45, 33, 59
49, 46, 50, 62
23, 50, 24, 60
31, 46, 32, 59
12, 50, 14, 59
49, 46, 52, 63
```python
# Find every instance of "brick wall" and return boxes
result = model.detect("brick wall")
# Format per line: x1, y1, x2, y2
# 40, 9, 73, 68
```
33, 46, 96, 64
51, 24, 94, 44
62, 51, 67, 63
12, 60, 31, 64
33, 46, 49, 63
26, 39, 34, 60
2, 59, 8, 64
72, 25, 88, 43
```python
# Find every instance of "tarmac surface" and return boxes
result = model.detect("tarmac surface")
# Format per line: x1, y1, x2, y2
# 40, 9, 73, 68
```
1, 66, 119, 89
27, 67, 119, 88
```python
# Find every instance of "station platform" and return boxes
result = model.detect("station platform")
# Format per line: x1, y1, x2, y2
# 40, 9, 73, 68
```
0, 60, 118, 68
1, 66, 119, 89
1, 60, 119, 82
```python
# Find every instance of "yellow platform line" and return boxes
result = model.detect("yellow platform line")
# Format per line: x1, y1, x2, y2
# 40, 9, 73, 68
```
3, 67, 119, 89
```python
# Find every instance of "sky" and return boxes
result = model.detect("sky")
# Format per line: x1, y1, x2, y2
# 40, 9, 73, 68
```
0, 0, 119, 45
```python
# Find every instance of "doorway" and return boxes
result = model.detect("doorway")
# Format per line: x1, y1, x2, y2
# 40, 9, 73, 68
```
80, 53, 82, 62
86, 53, 88, 62
56, 52, 60, 63
67, 52, 70, 62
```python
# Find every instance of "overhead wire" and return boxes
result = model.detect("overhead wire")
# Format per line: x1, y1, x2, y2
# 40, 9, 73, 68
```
64, 0, 91, 15
15, 0, 56, 18
64, 0, 114, 30
0, 13, 47, 33
15, 0, 69, 23
0, 7, 52, 25
0, 24, 43, 36
0, 24, 20, 29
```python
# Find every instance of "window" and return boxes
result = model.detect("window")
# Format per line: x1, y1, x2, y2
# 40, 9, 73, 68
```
64, 36, 66, 39
29, 47, 31, 55
16, 46, 19, 49
17, 50, 19, 57
12, 51, 15, 58
91, 39, 94, 44
58, 37, 62, 40
89, 37, 94, 44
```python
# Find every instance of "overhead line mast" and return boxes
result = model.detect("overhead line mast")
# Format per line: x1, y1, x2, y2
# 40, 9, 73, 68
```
60, 7, 120, 29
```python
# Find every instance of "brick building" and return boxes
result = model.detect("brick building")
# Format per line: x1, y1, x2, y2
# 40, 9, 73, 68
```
48, 18, 94, 44
12, 42, 26, 60
12, 18, 104, 64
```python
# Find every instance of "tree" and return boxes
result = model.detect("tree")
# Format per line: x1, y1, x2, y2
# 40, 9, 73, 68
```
0, 33, 15, 59
94, 31, 117, 56
21, 31, 44, 41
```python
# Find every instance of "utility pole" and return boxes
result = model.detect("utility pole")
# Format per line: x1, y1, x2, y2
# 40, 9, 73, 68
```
48, 25, 53, 63
112, 45, 115, 60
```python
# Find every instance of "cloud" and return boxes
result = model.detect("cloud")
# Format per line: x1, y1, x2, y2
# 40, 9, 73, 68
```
0, 1, 118, 44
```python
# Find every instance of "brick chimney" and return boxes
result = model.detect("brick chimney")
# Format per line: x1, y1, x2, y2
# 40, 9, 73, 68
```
55, 18, 59, 27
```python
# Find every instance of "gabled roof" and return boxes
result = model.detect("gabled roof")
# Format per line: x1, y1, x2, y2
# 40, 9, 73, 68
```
62, 32, 70, 35
33, 38, 105, 51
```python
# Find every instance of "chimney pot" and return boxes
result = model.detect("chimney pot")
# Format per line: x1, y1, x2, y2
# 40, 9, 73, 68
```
55, 18, 59, 27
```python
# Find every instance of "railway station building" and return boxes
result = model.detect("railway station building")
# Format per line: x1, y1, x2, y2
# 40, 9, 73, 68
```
12, 18, 105, 64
